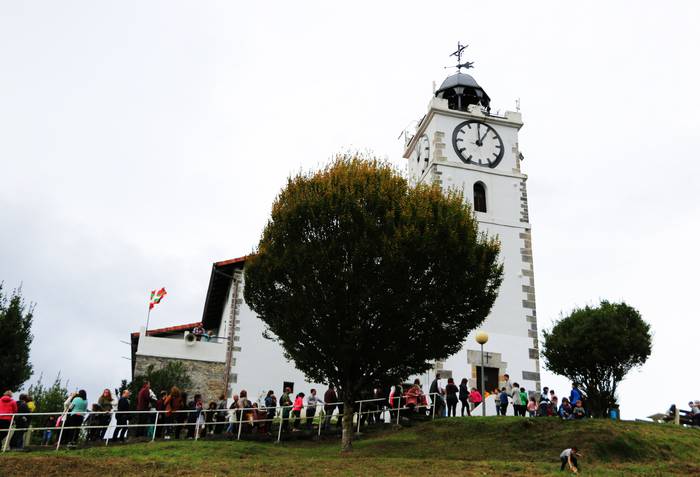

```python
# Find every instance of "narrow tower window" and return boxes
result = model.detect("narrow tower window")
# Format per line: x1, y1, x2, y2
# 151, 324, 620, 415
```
473, 182, 487, 213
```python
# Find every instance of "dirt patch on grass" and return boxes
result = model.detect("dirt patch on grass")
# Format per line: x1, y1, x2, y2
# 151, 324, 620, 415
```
0, 456, 171, 477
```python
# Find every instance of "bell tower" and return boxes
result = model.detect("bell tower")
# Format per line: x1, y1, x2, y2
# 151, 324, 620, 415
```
404, 45, 541, 399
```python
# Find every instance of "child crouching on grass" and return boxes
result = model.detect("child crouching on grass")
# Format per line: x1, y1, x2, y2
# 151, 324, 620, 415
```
560, 446, 582, 473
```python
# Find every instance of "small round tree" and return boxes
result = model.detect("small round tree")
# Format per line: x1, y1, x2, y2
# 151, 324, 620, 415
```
244, 155, 503, 451
541, 300, 652, 417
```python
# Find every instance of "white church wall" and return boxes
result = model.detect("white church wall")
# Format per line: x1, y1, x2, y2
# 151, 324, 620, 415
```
136, 328, 226, 363
233, 279, 326, 404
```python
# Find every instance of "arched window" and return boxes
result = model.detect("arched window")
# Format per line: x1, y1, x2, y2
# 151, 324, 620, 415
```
473, 182, 487, 213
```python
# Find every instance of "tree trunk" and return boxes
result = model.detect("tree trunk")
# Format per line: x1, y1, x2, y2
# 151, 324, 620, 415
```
341, 401, 354, 452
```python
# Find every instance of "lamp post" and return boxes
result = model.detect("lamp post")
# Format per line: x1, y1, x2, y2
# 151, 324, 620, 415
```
475, 330, 489, 417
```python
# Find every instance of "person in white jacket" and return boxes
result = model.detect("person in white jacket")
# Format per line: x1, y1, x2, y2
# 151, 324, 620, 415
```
305, 389, 324, 429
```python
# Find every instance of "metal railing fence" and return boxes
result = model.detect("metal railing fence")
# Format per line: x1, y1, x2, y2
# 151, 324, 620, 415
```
0, 392, 447, 452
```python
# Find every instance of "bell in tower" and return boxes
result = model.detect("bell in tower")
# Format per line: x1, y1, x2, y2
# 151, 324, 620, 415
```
435, 43, 491, 113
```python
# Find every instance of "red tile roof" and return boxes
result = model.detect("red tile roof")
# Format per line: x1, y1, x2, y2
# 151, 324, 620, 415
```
131, 322, 202, 337
214, 255, 250, 267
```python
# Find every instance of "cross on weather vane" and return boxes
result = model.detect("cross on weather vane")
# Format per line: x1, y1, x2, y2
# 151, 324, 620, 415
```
447, 41, 474, 72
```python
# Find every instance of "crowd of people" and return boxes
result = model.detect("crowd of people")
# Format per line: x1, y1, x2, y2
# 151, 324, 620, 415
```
3, 374, 698, 450
389, 374, 593, 420
0, 391, 36, 451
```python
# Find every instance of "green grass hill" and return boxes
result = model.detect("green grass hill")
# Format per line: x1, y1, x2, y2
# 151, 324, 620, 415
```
1, 417, 698, 476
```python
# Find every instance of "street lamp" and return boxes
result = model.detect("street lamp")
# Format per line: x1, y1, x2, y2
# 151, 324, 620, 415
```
475, 331, 489, 416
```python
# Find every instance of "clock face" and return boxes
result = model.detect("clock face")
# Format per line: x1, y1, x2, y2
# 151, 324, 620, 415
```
452, 120, 504, 168
416, 134, 430, 170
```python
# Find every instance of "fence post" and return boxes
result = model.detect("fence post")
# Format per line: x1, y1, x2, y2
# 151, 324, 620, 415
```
396, 397, 401, 425
276, 407, 284, 443
1, 414, 15, 452
432, 393, 437, 420
151, 411, 159, 442
237, 409, 243, 441
194, 410, 200, 441
55, 413, 67, 452
104, 411, 110, 446
356, 401, 362, 434
317, 409, 323, 438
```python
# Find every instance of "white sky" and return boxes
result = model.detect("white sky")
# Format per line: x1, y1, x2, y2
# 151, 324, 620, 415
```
1, 1, 698, 419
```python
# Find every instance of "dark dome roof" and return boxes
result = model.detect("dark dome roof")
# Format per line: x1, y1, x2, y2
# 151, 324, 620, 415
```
435, 73, 481, 94
435, 72, 490, 112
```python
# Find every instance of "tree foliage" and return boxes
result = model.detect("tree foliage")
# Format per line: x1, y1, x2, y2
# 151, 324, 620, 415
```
128, 361, 192, 407
27, 373, 69, 413
541, 300, 652, 417
244, 156, 503, 450
0, 283, 34, 392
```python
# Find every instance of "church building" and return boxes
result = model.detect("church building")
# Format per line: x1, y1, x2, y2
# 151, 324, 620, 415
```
130, 49, 540, 409
402, 52, 541, 400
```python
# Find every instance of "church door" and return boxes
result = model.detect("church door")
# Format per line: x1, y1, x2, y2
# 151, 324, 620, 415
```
475, 366, 500, 394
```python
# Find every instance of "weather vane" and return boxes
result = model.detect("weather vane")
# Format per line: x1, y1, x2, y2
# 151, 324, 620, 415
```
446, 41, 474, 72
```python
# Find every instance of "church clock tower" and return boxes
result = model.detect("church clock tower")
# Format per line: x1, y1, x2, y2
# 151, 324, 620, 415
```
404, 45, 541, 401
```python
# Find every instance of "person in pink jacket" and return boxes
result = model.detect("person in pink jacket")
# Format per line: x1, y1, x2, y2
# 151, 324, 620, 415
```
405, 383, 424, 413
469, 388, 483, 412
0, 391, 18, 447
292, 392, 305, 430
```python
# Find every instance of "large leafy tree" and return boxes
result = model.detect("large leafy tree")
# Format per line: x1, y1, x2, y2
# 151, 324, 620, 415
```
244, 156, 503, 451
541, 300, 652, 418
0, 284, 34, 392
128, 361, 193, 406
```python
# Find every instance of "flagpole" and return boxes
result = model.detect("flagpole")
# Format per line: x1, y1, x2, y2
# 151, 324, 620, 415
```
145, 306, 152, 334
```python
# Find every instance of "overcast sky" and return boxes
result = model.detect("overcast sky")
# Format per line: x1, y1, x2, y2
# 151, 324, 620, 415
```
1, 1, 698, 419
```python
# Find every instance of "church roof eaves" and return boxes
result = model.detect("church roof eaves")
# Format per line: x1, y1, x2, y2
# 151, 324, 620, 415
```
130, 322, 202, 337
201, 255, 251, 331
214, 255, 250, 267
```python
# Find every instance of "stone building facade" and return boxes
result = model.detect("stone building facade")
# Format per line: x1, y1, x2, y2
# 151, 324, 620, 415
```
132, 354, 226, 403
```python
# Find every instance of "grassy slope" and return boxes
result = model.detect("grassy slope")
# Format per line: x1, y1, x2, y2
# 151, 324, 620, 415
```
1, 417, 698, 476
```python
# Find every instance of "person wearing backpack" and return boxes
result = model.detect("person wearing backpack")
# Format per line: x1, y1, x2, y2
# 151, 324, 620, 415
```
511, 382, 523, 417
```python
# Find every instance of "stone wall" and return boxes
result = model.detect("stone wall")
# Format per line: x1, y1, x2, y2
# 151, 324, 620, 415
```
133, 354, 226, 403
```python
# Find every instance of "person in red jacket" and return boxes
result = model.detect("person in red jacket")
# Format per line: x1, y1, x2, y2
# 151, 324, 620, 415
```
135, 381, 151, 437
0, 391, 18, 448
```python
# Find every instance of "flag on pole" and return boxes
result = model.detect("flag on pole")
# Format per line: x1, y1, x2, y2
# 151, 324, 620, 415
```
149, 287, 167, 310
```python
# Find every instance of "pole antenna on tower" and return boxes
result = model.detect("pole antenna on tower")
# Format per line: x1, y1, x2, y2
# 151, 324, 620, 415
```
445, 41, 474, 72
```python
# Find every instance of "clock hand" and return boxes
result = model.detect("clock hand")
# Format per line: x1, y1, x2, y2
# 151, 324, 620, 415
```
476, 124, 482, 146
478, 127, 489, 145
